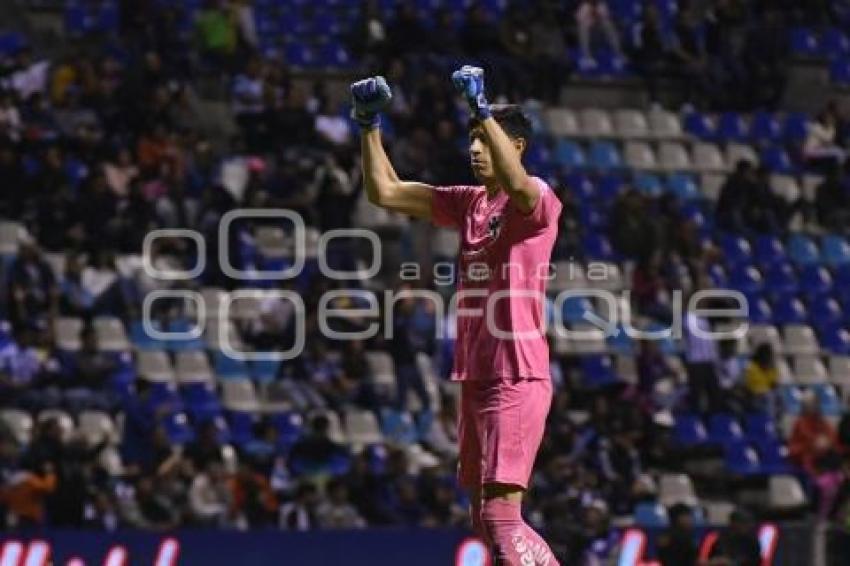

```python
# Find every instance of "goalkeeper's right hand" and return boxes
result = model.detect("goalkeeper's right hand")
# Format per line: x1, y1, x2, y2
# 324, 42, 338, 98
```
350, 76, 392, 129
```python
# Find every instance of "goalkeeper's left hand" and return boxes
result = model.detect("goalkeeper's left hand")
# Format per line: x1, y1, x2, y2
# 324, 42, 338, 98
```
451, 65, 491, 120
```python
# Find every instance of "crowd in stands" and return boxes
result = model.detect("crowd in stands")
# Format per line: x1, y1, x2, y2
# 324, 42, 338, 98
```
0, 0, 849, 564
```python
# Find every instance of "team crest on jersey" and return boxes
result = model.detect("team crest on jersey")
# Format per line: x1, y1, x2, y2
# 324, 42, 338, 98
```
488, 215, 503, 239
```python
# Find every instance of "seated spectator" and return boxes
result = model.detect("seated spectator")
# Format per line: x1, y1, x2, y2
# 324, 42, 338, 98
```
57, 327, 118, 412
230, 461, 278, 529
707, 508, 762, 566
0, 460, 56, 529
631, 253, 672, 323
633, 340, 677, 413
743, 165, 794, 233
815, 161, 850, 232
189, 462, 231, 527
630, 4, 671, 105
804, 109, 846, 171
314, 101, 352, 149
789, 394, 845, 517
7, 238, 57, 329
194, 0, 239, 66
716, 160, 756, 233
185, 420, 225, 471
0, 324, 50, 410
610, 189, 657, 261
656, 503, 699, 566
288, 415, 349, 477
576, 0, 624, 66
58, 253, 95, 318
743, 343, 779, 417
716, 338, 747, 415
279, 481, 319, 531
315, 478, 366, 529
120, 475, 180, 530
577, 499, 619, 566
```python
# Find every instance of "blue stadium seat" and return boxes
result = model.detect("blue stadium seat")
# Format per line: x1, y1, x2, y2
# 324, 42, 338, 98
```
799, 265, 832, 298
788, 234, 821, 265
747, 295, 773, 324
318, 42, 353, 68
285, 43, 315, 67
554, 139, 586, 168
750, 111, 782, 144
771, 296, 807, 325
380, 409, 418, 444
166, 319, 205, 352
779, 385, 803, 414
822, 28, 850, 57
808, 296, 843, 329
561, 295, 595, 324
580, 355, 618, 388
667, 173, 699, 201
129, 320, 165, 350
163, 412, 195, 444
831, 59, 850, 86
227, 411, 258, 447
744, 413, 779, 443
763, 262, 798, 296
814, 384, 844, 416
674, 414, 708, 446
683, 112, 713, 139
790, 27, 820, 56
760, 146, 795, 174
0, 32, 25, 57
634, 503, 669, 528
270, 411, 305, 451
606, 324, 635, 355
783, 112, 810, 143
579, 205, 607, 229
716, 112, 748, 142
214, 352, 250, 379
836, 264, 850, 289
753, 236, 787, 266
564, 172, 595, 202
598, 174, 624, 202
822, 235, 850, 266
635, 172, 663, 196
582, 233, 616, 261
756, 438, 793, 475
724, 441, 762, 476
251, 359, 281, 382
589, 141, 622, 171
707, 264, 727, 288
820, 326, 850, 354
728, 265, 763, 295
720, 235, 753, 265
182, 383, 223, 421
709, 414, 745, 446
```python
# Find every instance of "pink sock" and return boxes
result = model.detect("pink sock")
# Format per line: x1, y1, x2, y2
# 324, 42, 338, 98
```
481, 498, 559, 566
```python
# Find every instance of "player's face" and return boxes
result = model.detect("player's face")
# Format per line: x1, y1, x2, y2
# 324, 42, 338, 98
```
468, 127, 494, 182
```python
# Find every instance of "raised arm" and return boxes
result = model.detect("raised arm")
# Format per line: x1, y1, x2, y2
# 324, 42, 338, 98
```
351, 76, 433, 220
451, 66, 539, 214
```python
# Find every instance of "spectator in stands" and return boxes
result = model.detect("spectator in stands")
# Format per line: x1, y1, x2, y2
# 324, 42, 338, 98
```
7, 238, 57, 329
596, 423, 642, 514
789, 394, 845, 517
288, 415, 348, 478
349, 0, 389, 65
815, 161, 850, 232
389, 284, 431, 413
0, 324, 54, 411
60, 326, 117, 412
656, 503, 699, 566
611, 188, 657, 261
743, 166, 794, 233
529, 3, 571, 104
121, 475, 180, 530
230, 461, 278, 529
707, 508, 762, 566
716, 159, 756, 233
631, 253, 672, 324
0, 459, 56, 529
630, 4, 671, 106
576, 0, 624, 67
231, 57, 267, 152
683, 309, 722, 415
670, 3, 712, 108
576, 499, 619, 566
388, 2, 429, 57
804, 109, 847, 171
185, 420, 224, 472
743, 343, 779, 417
315, 477, 366, 529
716, 338, 747, 415
634, 339, 676, 413
194, 0, 239, 68
189, 461, 231, 527
279, 481, 320, 531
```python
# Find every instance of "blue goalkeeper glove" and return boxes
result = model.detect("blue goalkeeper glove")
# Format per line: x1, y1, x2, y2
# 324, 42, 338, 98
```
451, 65, 491, 120
350, 76, 392, 129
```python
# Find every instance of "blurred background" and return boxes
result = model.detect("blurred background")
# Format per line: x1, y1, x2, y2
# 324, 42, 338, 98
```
0, 0, 850, 564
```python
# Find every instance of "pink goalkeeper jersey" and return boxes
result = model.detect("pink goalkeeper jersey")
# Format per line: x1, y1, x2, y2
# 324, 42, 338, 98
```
432, 176, 562, 382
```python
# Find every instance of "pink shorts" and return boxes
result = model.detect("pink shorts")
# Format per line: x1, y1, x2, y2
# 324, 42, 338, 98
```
457, 378, 553, 490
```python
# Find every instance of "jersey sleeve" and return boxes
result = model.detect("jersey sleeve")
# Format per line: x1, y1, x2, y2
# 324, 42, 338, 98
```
522, 177, 563, 232
430, 185, 477, 230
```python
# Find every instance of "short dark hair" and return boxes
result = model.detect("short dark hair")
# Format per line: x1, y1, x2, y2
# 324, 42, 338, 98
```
468, 104, 533, 143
